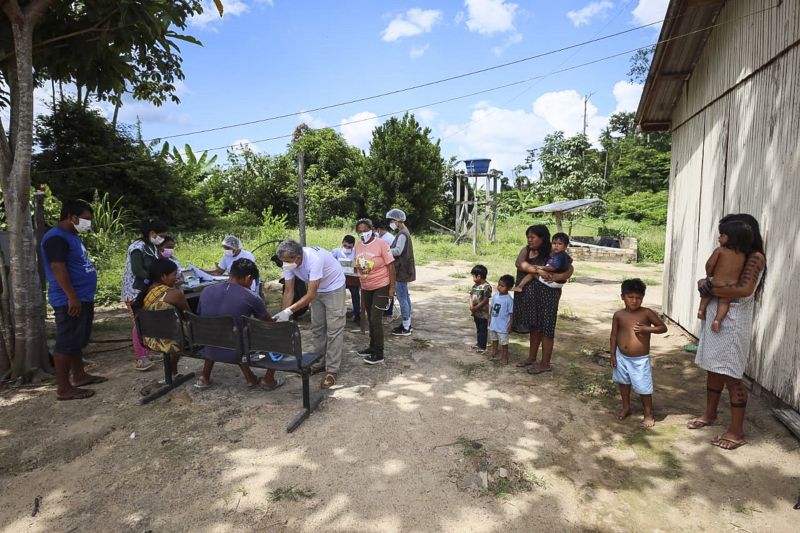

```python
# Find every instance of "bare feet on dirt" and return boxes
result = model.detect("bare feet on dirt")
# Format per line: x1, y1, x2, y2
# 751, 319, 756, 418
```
640, 416, 655, 428
616, 407, 631, 420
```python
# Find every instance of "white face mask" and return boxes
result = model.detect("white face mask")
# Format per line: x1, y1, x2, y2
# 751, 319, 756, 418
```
389, 222, 398, 231
74, 218, 92, 233
151, 235, 165, 246
282, 261, 298, 272
223, 249, 234, 257
360, 231, 373, 242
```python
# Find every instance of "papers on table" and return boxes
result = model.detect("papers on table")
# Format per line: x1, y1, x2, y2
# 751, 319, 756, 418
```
184, 265, 214, 283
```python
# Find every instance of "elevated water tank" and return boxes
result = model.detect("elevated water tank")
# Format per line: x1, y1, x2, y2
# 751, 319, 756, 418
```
463, 158, 491, 176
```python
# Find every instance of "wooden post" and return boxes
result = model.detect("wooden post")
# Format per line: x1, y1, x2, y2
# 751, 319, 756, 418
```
555, 212, 563, 233
472, 175, 478, 254
297, 151, 306, 247
455, 174, 461, 235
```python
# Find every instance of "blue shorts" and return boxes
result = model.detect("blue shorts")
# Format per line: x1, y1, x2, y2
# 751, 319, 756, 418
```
612, 347, 653, 395
53, 302, 94, 355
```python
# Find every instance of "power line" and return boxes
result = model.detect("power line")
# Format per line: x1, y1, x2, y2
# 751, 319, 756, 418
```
143, 16, 672, 142
36, 3, 779, 175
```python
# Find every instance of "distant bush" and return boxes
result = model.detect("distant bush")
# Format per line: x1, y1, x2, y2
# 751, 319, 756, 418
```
605, 189, 668, 225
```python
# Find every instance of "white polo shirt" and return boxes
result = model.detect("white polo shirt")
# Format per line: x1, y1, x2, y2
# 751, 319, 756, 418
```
284, 246, 345, 293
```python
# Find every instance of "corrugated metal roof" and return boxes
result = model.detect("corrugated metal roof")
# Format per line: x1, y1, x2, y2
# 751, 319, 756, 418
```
526, 198, 602, 213
635, 0, 726, 131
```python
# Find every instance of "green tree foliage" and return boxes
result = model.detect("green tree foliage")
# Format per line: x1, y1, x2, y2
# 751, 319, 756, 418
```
600, 111, 671, 193
202, 147, 297, 224
1, 1, 212, 110
290, 125, 366, 226
362, 113, 444, 229
32, 100, 206, 227
526, 132, 606, 202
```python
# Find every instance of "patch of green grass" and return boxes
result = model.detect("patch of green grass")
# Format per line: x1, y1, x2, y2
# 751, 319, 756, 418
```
621, 426, 683, 479
449, 271, 470, 278
268, 485, 315, 502
457, 436, 485, 457
558, 305, 580, 321
731, 502, 761, 516
564, 364, 616, 398
524, 470, 549, 489
454, 361, 488, 377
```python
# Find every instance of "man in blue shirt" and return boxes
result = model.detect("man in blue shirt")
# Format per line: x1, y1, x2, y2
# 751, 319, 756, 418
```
41, 200, 103, 400
195, 259, 284, 391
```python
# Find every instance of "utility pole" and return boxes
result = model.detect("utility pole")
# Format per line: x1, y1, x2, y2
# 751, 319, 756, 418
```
297, 151, 306, 246
582, 93, 594, 137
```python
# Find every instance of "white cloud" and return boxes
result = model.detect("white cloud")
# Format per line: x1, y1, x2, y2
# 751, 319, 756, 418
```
340, 111, 379, 151
567, 1, 614, 27
441, 88, 620, 176
189, 0, 248, 28
409, 43, 430, 58
382, 8, 443, 42
442, 102, 549, 174
532, 90, 606, 140
464, 0, 519, 36
298, 112, 328, 129
491, 32, 522, 56
415, 108, 438, 125
231, 138, 260, 154
631, 0, 668, 27
612, 80, 644, 113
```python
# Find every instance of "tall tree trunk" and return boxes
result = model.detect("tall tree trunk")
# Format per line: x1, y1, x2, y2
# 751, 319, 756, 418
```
0, 0, 53, 381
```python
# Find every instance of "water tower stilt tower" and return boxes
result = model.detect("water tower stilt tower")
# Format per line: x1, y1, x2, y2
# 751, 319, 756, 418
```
455, 158, 498, 253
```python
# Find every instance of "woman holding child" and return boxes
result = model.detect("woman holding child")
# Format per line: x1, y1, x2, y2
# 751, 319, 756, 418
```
513, 225, 574, 374
688, 214, 767, 451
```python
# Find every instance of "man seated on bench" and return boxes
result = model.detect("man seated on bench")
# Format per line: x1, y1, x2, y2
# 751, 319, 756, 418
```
194, 258, 285, 391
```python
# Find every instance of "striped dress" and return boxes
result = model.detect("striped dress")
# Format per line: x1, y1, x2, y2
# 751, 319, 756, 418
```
695, 278, 760, 379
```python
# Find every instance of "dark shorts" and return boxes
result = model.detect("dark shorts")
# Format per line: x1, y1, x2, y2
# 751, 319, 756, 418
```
53, 302, 94, 354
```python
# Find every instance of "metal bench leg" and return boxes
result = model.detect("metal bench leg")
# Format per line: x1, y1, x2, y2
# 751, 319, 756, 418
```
140, 353, 195, 404
140, 372, 195, 404
286, 372, 323, 433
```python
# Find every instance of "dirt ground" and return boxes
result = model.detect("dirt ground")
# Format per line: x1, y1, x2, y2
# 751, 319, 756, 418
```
1, 260, 798, 532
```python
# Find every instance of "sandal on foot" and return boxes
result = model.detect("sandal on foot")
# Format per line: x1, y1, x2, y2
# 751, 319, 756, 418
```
515, 361, 533, 368
259, 376, 286, 391
57, 388, 95, 401
710, 435, 746, 450
687, 418, 715, 430
135, 359, 155, 372
72, 374, 108, 387
320, 374, 336, 389
527, 365, 552, 375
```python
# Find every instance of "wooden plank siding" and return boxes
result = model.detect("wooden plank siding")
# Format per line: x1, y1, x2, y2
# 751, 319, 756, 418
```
665, 0, 800, 409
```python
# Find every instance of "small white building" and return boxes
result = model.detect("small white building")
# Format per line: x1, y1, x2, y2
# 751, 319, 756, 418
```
636, 0, 800, 410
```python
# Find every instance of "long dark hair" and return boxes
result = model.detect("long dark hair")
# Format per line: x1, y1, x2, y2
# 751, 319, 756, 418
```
719, 213, 766, 297
133, 258, 177, 309
719, 220, 754, 255
139, 219, 169, 242
526, 224, 552, 258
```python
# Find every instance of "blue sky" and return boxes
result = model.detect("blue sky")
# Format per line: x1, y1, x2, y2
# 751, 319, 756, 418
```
98, 0, 669, 177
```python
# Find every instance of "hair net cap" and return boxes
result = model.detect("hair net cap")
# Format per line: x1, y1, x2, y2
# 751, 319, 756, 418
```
222, 235, 242, 249
386, 208, 406, 222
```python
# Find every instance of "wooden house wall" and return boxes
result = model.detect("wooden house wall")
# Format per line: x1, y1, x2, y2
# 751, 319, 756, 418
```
665, 0, 800, 409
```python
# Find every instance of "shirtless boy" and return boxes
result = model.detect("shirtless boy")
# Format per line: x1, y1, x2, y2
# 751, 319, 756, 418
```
696, 219, 754, 332
610, 279, 668, 428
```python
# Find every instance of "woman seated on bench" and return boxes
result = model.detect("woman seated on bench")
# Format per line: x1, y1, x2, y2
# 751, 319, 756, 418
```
135, 258, 190, 377
195, 258, 285, 391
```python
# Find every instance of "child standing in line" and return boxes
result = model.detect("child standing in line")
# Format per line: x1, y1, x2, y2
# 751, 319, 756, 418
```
488, 275, 515, 365
696, 220, 754, 332
610, 279, 668, 428
469, 265, 492, 352
513, 232, 572, 292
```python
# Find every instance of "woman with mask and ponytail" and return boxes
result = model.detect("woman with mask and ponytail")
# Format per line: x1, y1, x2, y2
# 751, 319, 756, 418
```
121, 220, 170, 371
